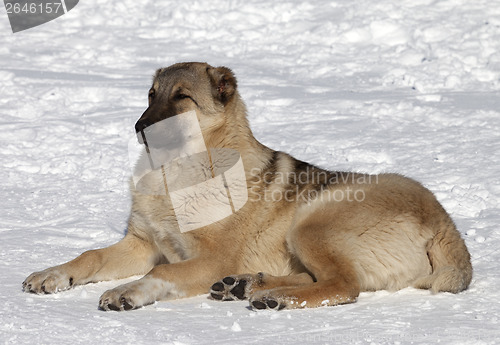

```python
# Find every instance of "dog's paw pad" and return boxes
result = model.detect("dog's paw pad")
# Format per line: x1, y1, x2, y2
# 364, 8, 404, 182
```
210, 276, 250, 301
211, 282, 225, 292
250, 297, 286, 311
230, 279, 247, 300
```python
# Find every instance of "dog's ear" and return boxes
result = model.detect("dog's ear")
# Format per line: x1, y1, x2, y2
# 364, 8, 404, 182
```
208, 66, 237, 105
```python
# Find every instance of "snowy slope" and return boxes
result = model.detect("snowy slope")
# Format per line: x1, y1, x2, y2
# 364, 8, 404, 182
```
1, 0, 500, 344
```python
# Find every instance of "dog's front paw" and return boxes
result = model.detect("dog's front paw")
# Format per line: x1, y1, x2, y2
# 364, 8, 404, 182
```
99, 280, 155, 312
99, 288, 137, 311
23, 268, 74, 294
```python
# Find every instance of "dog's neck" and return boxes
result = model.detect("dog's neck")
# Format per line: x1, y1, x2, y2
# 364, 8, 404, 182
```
204, 93, 274, 177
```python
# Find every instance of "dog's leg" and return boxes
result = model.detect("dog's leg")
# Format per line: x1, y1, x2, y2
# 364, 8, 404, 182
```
248, 214, 360, 310
209, 272, 314, 301
23, 233, 159, 294
247, 251, 360, 310
99, 257, 228, 311
249, 277, 359, 310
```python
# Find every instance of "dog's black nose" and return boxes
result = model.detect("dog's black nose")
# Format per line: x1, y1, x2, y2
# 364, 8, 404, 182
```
135, 119, 150, 133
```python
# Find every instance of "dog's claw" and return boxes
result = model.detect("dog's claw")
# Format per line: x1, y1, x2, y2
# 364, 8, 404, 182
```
107, 303, 121, 311
121, 297, 134, 311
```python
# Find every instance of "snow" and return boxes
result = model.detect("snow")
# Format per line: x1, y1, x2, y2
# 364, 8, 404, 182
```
1, 0, 500, 344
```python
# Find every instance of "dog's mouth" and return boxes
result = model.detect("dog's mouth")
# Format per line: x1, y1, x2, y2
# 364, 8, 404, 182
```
134, 110, 205, 153
135, 126, 187, 152
135, 124, 169, 149
136, 128, 149, 146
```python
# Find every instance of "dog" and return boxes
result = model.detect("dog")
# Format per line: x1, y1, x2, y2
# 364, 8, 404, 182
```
23, 62, 472, 311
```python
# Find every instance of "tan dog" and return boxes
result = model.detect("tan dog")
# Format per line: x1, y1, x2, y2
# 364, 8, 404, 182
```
23, 62, 472, 311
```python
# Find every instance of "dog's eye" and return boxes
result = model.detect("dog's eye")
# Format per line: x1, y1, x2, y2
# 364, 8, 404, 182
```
176, 94, 190, 100
148, 89, 155, 102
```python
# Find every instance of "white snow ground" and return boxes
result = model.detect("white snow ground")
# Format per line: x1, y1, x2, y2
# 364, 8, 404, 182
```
1, 0, 500, 344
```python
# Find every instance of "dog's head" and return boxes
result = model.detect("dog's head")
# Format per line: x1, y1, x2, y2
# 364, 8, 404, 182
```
135, 62, 238, 148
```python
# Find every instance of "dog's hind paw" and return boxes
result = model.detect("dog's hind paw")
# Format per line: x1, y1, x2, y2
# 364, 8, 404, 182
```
249, 295, 287, 311
210, 274, 255, 301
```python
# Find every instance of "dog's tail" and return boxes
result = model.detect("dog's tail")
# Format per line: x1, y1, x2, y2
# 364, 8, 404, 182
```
413, 217, 472, 293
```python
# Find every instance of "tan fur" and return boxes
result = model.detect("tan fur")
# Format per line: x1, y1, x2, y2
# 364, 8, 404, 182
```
23, 62, 472, 311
